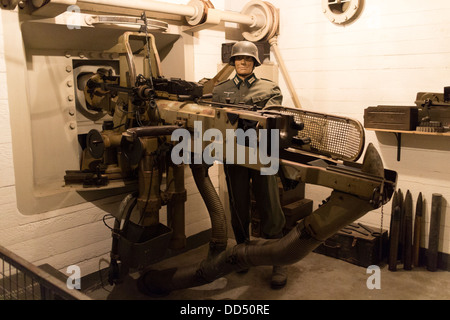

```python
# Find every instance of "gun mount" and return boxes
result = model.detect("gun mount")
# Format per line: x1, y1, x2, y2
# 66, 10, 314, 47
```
1, 0, 397, 294
58, 29, 397, 288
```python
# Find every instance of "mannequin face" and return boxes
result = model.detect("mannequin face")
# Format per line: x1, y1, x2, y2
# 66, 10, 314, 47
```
234, 55, 255, 79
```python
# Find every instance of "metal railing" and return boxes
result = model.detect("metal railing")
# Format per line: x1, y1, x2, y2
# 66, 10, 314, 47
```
0, 245, 91, 300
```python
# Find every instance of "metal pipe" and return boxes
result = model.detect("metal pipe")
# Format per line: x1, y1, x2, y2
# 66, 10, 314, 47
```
78, 0, 197, 17
137, 190, 374, 295
125, 125, 181, 141
217, 9, 255, 26
76, 0, 256, 26
269, 36, 302, 109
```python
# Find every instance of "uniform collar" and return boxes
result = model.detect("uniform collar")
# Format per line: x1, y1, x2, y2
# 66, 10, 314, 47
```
233, 73, 258, 89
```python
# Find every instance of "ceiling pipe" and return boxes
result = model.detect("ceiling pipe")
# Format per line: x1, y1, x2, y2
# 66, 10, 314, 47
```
25, 0, 302, 108
269, 36, 302, 109
77, 0, 258, 27
27, 0, 260, 28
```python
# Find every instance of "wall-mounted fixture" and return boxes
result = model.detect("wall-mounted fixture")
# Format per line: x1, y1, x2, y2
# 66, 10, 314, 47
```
322, 0, 363, 25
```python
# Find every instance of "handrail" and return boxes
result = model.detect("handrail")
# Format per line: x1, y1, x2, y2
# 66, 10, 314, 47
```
0, 245, 91, 300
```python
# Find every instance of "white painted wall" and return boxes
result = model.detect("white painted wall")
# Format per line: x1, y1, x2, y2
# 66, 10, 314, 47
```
225, 0, 450, 255
0, 0, 225, 278
268, 0, 450, 254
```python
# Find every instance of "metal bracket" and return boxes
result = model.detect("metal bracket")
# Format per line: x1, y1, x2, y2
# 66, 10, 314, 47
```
85, 15, 169, 32
394, 132, 402, 162
322, 0, 363, 25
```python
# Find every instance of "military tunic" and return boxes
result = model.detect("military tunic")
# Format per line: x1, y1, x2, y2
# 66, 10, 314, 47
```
212, 74, 283, 108
212, 73, 286, 243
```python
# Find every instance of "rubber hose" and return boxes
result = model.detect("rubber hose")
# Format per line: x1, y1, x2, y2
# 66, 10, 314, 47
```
139, 221, 320, 295
139, 191, 374, 295
190, 164, 228, 256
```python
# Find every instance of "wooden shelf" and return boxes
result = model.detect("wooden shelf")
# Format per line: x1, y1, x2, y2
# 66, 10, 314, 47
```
366, 128, 450, 137
365, 128, 450, 161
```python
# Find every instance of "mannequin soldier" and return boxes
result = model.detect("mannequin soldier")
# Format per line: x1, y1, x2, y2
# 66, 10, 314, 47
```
212, 41, 287, 289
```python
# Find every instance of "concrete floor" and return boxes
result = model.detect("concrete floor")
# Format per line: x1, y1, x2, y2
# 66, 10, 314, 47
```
85, 239, 450, 301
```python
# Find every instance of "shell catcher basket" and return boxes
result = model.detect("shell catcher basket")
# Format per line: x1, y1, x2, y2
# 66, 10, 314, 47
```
264, 106, 365, 162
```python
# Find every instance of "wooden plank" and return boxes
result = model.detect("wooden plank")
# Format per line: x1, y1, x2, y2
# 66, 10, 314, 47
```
366, 128, 450, 136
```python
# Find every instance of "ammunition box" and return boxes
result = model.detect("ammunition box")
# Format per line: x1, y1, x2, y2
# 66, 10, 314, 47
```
251, 180, 307, 238
282, 199, 313, 232
364, 106, 418, 131
314, 223, 388, 268
278, 181, 305, 206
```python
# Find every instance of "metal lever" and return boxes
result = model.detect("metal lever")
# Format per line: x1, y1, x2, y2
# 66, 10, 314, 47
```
292, 137, 311, 146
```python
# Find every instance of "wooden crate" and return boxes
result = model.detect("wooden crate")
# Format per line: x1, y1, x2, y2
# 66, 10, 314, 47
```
364, 106, 418, 130
314, 223, 388, 268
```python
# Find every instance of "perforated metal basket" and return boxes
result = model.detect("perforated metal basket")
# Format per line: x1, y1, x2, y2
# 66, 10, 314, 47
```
264, 106, 365, 161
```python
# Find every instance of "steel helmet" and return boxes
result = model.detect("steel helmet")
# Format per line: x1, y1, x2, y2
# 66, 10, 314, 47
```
229, 41, 261, 67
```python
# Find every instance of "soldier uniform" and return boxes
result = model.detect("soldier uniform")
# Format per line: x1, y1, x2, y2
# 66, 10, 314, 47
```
212, 74, 283, 108
212, 73, 286, 245
212, 40, 288, 289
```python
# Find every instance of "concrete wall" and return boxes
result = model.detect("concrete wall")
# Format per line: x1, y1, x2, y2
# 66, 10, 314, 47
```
267, 0, 450, 254
0, 0, 224, 278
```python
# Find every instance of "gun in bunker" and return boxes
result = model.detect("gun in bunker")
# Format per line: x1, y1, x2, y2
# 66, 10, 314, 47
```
61, 31, 397, 286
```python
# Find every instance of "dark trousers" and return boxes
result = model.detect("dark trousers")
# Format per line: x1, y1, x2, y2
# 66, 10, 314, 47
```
224, 164, 286, 244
